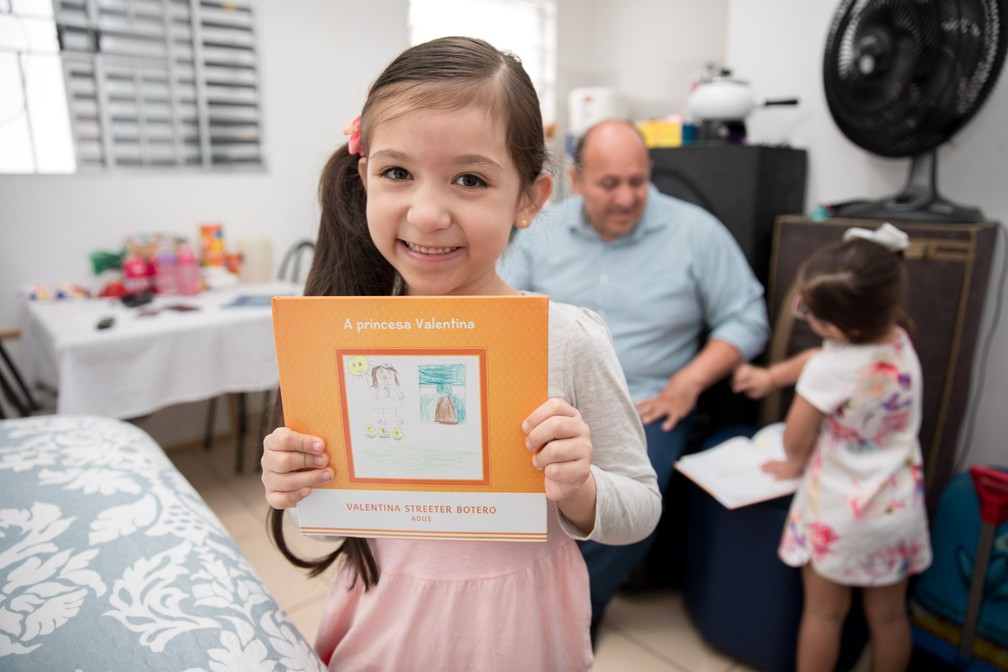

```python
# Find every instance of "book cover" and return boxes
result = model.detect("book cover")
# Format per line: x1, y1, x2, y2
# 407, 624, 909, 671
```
674, 423, 800, 509
272, 295, 549, 541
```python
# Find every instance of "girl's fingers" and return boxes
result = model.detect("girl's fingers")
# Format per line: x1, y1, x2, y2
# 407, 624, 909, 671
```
262, 466, 333, 507
524, 409, 585, 452
261, 426, 334, 509
262, 464, 332, 490
522, 397, 576, 436
531, 435, 587, 468
537, 449, 586, 481
265, 427, 326, 457
263, 427, 328, 472
266, 486, 313, 510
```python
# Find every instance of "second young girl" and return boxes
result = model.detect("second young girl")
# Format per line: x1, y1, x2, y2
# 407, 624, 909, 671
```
732, 224, 932, 672
260, 36, 660, 671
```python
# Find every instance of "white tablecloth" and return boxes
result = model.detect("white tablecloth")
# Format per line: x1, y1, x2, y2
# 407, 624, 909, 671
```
19, 282, 300, 419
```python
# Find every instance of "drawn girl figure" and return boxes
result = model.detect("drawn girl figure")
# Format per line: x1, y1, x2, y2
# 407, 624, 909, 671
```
371, 364, 405, 425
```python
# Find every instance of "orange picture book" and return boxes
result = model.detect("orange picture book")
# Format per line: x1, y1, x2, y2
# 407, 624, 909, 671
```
271, 295, 548, 541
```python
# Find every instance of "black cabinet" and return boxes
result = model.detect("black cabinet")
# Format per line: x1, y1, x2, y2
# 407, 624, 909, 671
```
647, 145, 808, 432
649, 145, 808, 287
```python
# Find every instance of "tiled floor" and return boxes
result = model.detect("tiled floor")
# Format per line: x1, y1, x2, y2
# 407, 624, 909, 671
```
166, 433, 866, 671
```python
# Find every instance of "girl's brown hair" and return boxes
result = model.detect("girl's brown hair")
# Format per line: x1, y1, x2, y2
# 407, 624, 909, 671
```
268, 36, 550, 590
796, 237, 913, 344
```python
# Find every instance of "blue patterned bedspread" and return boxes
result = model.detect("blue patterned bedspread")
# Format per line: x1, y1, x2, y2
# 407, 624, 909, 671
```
0, 415, 325, 671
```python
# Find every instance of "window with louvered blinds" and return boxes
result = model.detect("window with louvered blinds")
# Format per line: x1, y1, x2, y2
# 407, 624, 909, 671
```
54, 0, 264, 170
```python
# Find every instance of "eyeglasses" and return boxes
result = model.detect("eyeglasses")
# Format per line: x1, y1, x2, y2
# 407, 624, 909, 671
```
790, 293, 810, 321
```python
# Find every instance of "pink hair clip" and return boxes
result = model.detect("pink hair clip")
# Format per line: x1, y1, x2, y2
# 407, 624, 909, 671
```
343, 114, 363, 156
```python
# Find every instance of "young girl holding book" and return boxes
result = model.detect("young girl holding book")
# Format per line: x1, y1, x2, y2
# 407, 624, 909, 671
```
259, 36, 660, 671
732, 224, 932, 672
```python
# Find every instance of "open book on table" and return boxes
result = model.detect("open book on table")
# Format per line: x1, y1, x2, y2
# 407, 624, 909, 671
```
674, 422, 800, 509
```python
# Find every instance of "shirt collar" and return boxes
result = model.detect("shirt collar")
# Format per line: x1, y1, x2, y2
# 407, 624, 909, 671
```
570, 184, 666, 244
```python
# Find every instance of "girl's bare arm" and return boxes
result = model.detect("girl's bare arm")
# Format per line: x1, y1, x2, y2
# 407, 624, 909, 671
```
763, 393, 823, 479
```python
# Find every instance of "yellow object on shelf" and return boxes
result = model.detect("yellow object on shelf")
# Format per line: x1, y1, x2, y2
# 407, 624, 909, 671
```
637, 119, 682, 148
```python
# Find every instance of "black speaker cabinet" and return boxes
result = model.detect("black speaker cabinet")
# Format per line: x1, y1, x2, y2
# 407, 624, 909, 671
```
763, 216, 997, 510
650, 145, 808, 286
648, 146, 807, 434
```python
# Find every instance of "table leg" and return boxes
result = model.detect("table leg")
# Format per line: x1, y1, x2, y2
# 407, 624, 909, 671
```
235, 392, 247, 473
204, 396, 217, 451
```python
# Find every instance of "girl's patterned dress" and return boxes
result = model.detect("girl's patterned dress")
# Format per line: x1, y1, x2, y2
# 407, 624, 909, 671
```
779, 328, 932, 585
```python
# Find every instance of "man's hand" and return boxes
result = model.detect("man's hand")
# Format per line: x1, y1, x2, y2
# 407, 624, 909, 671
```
635, 374, 702, 432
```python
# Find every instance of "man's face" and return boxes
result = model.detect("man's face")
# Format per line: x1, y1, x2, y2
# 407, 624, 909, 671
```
569, 125, 651, 241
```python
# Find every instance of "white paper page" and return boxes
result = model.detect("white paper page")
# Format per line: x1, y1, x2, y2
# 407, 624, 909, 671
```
675, 423, 800, 509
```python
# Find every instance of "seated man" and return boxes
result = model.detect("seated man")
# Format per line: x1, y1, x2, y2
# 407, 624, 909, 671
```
499, 118, 770, 637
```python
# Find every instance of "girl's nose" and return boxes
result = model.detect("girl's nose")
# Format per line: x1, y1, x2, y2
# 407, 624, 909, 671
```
406, 183, 451, 232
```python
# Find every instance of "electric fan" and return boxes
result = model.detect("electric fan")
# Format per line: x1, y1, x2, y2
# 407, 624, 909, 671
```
823, 0, 1008, 223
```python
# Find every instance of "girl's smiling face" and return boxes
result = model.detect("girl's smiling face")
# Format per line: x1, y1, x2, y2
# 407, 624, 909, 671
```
358, 104, 550, 296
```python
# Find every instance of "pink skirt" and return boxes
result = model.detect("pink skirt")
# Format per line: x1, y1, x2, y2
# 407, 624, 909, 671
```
315, 505, 593, 671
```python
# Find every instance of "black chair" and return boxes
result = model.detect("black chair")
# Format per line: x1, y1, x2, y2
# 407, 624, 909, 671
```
277, 239, 315, 285
0, 329, 41, 419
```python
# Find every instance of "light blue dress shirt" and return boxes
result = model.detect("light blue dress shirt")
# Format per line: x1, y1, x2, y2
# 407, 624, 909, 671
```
499, 185, 770, 403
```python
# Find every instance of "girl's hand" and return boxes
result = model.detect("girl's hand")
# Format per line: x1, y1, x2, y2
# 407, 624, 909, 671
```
732, 364, 774, 399
761, 458, 804, 480
261, 427, 333, 509
523, 397, 593, 504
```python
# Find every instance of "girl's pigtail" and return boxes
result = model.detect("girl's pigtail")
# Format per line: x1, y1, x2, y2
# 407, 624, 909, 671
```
306, 145, 397, 299
266, 142, 388, 591
267, 508, 379, 588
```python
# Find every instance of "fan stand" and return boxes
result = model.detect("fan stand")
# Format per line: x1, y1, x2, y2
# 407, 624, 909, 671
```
834, 150, 984, 224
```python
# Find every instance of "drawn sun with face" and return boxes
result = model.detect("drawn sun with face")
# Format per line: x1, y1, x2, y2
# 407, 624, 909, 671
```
347, 355, 369, 377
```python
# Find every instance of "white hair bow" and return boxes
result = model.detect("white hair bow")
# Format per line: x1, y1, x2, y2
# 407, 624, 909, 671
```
842, 222, 909, 252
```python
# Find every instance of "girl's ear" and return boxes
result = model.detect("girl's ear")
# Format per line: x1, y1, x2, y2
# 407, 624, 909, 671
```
357, 157, 368, 189
823, 322, 850, 341
516, 173, 554, 228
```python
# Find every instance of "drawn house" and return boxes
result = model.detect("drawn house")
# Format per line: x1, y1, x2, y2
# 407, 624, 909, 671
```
419, 363, 466, 425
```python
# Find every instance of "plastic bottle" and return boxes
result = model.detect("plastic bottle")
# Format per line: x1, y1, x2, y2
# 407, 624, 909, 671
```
154, 242, 178, 295
176, 240, 201, 295
122, 254, 151, 294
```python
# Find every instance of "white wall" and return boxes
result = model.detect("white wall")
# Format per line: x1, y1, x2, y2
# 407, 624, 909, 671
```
726, 0, 1008, 469
551, 0, 728, 197
555, 0, 727, 125
0, 0, 409, 332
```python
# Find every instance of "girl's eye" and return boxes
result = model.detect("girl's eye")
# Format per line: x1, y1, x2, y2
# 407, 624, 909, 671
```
380, 166, 411, 181
455, 174, 487, 188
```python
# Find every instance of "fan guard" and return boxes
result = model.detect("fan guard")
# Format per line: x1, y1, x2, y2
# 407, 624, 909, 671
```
823, 0, 1007, 222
